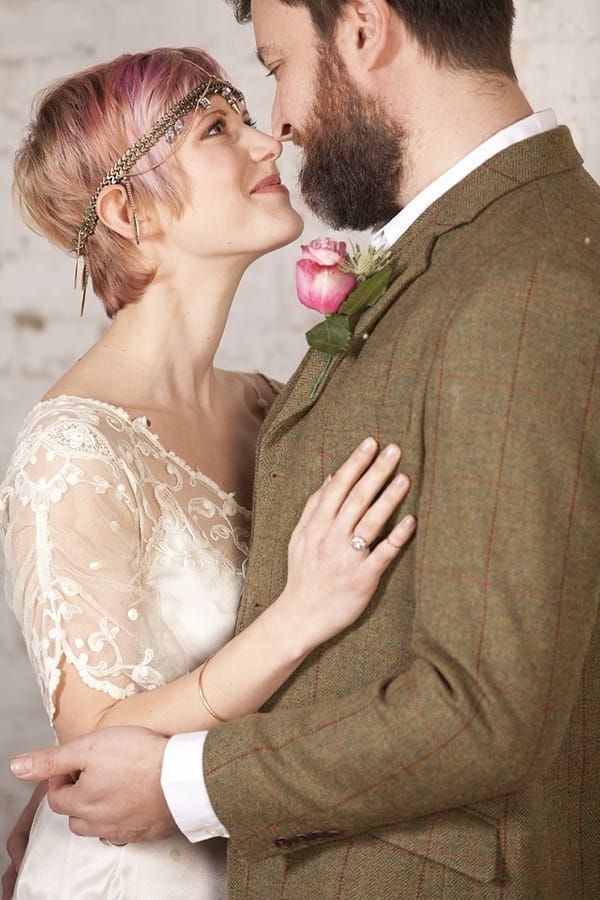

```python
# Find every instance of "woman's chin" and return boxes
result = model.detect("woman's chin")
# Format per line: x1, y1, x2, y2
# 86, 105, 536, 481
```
262, 211, 305, 254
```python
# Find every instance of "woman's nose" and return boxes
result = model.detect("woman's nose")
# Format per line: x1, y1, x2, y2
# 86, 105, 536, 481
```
248, 128, 283, 161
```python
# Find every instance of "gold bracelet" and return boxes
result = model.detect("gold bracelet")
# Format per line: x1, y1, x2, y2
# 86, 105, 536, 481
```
197, 655, 228, 723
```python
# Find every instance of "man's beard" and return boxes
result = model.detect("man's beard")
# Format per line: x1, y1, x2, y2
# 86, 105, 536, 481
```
298, 47, 405, 231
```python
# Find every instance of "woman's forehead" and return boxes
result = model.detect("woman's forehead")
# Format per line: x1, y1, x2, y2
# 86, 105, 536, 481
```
185, 88, 251, 128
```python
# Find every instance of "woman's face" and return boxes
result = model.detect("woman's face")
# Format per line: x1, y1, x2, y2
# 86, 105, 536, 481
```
158, 94, 303, 265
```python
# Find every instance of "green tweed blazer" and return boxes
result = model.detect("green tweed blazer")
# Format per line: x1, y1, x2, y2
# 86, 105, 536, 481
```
204, 127, 600, 900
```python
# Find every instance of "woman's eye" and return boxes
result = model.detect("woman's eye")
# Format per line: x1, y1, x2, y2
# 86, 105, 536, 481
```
206, 118, 226, 136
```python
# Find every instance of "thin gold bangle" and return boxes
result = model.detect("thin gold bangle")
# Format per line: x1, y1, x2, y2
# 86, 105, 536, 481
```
197, 655, 228, 723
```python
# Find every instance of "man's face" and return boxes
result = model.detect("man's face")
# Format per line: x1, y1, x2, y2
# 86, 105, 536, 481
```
252, 0, 404, 230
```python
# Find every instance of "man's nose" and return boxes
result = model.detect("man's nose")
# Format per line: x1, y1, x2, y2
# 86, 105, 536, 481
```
271, 103, 294, 142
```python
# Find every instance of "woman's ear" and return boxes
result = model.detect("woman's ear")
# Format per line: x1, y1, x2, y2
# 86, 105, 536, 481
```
335, 0, 393, 72
96, 182, 141, 243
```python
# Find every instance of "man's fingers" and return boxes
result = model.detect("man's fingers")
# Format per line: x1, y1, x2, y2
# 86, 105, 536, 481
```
10, 744, 82, 782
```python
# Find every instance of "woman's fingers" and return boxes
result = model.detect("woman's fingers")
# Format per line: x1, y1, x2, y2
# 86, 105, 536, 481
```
349, 473, 411, 549
293, 475, 331, 531
363, 515, 417, 569
308, 437, 381, 521
294, 438, 413, 560
312, 439, 402, 522
332, 443, 404, 532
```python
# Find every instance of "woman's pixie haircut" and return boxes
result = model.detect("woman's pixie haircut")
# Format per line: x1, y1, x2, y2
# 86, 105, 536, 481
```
13, 47, 225, 317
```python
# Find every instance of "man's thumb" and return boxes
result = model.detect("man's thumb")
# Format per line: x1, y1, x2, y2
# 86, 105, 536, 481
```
10, 746, 70, 781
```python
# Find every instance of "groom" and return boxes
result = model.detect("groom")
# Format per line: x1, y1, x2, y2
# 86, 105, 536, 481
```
10, 2, 600, 898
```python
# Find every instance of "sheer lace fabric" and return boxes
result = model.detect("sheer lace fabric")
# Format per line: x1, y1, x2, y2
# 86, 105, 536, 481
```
0, 395, 251, 724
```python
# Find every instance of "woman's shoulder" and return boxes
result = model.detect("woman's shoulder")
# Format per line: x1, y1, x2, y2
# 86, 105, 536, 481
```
247, 372, 284, 412
3, 395, 143, 481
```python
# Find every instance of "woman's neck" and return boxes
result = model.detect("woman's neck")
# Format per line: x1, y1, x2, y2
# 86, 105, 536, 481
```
68, 257, 246, 413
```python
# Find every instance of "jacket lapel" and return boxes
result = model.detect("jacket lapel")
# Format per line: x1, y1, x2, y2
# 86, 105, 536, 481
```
261, 126, 582, 444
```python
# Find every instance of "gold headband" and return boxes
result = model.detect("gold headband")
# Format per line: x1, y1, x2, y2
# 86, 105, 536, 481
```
75, 77, 246, 257
74, 75, 246, 315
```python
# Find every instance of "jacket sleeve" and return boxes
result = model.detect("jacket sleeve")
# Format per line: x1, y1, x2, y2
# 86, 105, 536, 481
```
203, 252, 600, 862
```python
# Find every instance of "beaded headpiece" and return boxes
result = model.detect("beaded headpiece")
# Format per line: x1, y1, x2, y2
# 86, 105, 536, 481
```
75, 75, 246, 313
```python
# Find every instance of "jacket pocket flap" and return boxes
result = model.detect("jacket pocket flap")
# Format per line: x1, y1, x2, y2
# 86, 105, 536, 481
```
371, 809, 499, 883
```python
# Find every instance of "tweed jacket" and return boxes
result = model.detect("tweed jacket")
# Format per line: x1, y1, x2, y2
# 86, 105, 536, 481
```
204, 127, 600, 900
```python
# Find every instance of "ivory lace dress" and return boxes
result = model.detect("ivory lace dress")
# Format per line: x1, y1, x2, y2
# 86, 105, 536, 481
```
0, 390, 268, 899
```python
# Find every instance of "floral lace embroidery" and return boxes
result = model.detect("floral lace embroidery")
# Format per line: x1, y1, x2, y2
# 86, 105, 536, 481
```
0, 396, 251, 723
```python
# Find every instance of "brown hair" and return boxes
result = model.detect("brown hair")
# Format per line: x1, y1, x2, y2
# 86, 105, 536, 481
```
225, 0, 516, 77
13, 47, 225, 317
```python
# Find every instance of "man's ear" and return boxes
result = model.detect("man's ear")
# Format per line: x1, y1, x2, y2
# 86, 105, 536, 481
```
96, 182, 142, 243
335, 0, 394, 72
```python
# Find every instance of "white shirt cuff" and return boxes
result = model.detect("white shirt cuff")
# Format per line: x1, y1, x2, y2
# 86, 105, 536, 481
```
160, 731, 229, 842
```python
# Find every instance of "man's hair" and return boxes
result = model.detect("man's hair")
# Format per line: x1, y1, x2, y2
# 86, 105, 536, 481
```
226, 0, 516, 77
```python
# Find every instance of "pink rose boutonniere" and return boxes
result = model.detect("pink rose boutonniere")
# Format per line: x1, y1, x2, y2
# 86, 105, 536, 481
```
296, 238, 392, 357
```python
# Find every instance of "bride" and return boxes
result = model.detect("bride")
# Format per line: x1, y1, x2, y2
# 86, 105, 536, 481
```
0, 47, 415, 899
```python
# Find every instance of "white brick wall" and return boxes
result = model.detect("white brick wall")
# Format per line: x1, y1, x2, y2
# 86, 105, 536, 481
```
1, 0, 598, 860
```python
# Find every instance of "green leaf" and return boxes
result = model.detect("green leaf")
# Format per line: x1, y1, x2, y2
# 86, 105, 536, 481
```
338, 263, 393, 316
306, 314, 352, 355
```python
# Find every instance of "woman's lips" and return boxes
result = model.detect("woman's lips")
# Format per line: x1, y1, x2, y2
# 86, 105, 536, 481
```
251, 174, 288, 193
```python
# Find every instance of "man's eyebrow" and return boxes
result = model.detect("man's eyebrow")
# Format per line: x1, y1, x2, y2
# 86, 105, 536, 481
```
255, 44, 278, 67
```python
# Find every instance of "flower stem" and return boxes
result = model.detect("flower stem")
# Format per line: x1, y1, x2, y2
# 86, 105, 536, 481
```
309, 355, 333, 399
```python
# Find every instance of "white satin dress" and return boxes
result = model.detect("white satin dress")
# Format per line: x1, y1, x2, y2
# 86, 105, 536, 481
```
0, 392, 265, 899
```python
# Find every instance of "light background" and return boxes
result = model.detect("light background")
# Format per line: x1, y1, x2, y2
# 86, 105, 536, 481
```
0, 0, 598, 864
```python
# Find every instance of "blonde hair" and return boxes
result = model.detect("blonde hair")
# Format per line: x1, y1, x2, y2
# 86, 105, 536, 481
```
13, 47, 225, 317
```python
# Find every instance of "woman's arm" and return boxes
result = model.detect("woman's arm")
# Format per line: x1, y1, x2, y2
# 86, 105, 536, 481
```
53, 439, 414, 741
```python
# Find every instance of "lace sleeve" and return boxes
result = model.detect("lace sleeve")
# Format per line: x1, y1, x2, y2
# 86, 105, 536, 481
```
0, 415, 165, 724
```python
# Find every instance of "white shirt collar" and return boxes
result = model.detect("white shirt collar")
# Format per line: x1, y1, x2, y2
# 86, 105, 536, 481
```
371, 109, 558, 251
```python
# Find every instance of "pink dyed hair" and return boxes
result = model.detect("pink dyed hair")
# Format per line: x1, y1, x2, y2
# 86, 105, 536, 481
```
13, 48, 226, 317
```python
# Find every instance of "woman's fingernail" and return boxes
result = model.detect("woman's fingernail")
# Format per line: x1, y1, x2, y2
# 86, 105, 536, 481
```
393, 474, 408, 489
10, 755, 32, 777
401, 515, 416, 530
360, 437, 376, 452
383, 444, 400, 459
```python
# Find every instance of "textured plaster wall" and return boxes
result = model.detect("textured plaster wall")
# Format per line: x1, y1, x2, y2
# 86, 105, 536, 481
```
0, 0, 598, 863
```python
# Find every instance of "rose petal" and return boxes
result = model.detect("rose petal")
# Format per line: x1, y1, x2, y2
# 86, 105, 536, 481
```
296, 259, 357, 314
300, 238, 347, 266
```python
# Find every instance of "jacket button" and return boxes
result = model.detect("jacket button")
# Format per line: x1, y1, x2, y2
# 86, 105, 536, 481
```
274, 837, 293, 850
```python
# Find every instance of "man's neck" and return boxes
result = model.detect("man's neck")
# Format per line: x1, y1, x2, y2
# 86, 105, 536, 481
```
370, 109, 558, 252
393, 67, 533, 207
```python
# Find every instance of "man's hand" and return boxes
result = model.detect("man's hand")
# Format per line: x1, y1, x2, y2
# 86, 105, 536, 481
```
10, 727, 175, 844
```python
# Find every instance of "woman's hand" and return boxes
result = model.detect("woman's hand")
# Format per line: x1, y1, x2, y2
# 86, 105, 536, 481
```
277, 437, 415, 653
2, 781, 47, 900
